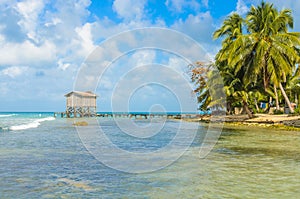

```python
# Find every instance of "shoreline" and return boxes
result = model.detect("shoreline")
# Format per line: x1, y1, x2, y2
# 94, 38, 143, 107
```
183, 114, 300, 131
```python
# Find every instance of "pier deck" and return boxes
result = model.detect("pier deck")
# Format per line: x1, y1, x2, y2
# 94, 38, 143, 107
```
54, 112, 200, 119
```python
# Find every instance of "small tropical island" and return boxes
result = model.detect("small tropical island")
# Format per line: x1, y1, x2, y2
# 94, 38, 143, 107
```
0, 1, 299, 198
189, 1, 300, 129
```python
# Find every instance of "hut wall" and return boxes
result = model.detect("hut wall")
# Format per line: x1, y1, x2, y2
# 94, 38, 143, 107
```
66, 94, 96, 108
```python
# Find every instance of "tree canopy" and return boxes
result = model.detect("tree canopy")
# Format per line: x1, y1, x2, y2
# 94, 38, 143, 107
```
192, 1, 300, 118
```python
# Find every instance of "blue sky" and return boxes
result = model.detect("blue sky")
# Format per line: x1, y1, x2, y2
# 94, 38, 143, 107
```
0, 0, 299, 112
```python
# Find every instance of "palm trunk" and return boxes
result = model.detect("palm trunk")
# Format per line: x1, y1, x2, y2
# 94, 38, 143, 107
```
243, 100, 253, 119
274, 86, 280, 110
263, 68, 268, 90
279, 82, 294, 113
263, 50, 271, 90
254, 98, 259, 112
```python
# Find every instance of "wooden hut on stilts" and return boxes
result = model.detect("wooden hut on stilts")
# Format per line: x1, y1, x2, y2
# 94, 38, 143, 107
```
64, 91, 97, 118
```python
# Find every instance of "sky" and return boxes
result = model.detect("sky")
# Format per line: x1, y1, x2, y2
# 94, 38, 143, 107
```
0, 0, 299, 112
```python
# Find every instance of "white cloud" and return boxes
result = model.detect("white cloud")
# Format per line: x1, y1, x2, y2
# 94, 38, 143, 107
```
14, 0, 45, 42
0, 0, 95, 109
57, 59, 71, 71
113, 0, 147, 21
0, 0, 97, 69
0, 40, 56, 66
44, 17, 62, 27
74, 22, 96, 57
1, 66, 28, 78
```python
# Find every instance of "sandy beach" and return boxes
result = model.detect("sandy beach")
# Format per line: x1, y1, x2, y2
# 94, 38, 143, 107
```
187, 114, 300, 129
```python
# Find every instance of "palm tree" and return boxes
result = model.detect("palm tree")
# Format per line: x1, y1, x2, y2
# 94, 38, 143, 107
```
213, 12, 256, 118
216, 1, 300, 113
244, 2, 299, 113
193, 2, 300, 117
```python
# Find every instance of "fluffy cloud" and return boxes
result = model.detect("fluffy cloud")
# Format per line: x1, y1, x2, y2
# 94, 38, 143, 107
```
74, 22, 96, 57
0, 0, 95, 110
0, 40, 56, 66
113, 0, 147, 21
57, 59, 71, 71
0, 0, 95, 69
0, 66, 28, 78
14, 0, 45, 42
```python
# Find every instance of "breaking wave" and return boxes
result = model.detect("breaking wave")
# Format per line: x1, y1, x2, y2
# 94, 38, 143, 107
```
9, 117, 55, 131
0, 114, 17, 118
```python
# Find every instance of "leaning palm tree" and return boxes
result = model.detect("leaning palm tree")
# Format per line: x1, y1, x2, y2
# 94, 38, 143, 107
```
245, 2, 300, 113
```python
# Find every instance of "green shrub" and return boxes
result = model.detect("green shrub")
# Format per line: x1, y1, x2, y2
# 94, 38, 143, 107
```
294, 107, 300, 115
274, 109, 284, 115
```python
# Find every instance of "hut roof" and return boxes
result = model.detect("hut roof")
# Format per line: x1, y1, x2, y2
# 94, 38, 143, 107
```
64, 91, 98, 97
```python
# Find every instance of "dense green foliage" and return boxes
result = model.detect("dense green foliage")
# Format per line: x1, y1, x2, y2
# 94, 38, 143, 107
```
192, 1, 300, 117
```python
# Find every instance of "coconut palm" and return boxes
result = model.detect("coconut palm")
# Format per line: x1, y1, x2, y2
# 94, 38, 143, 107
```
216, 1, 300, 113
213, 12, 257, 118
193, 2, 300, 117
246, 2, 300, 113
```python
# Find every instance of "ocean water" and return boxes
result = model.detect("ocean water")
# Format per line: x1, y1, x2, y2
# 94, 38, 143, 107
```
0, 113, 299, 198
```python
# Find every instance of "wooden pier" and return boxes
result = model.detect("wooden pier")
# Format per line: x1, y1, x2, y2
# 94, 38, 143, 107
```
58, 91, 201, 119
54, 112, 200, 119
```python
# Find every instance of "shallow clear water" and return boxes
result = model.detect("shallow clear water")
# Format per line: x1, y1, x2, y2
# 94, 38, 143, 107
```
0, 113, 299, 198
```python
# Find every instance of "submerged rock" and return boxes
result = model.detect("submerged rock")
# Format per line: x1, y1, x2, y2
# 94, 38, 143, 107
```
73, 121, 88, 126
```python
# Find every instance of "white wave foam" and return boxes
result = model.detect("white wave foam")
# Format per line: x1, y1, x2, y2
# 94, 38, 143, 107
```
9, 117, 55, 131
0, 114, 17, 118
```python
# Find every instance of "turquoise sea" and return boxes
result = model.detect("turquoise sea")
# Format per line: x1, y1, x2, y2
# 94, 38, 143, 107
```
0, 112, 299, 198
